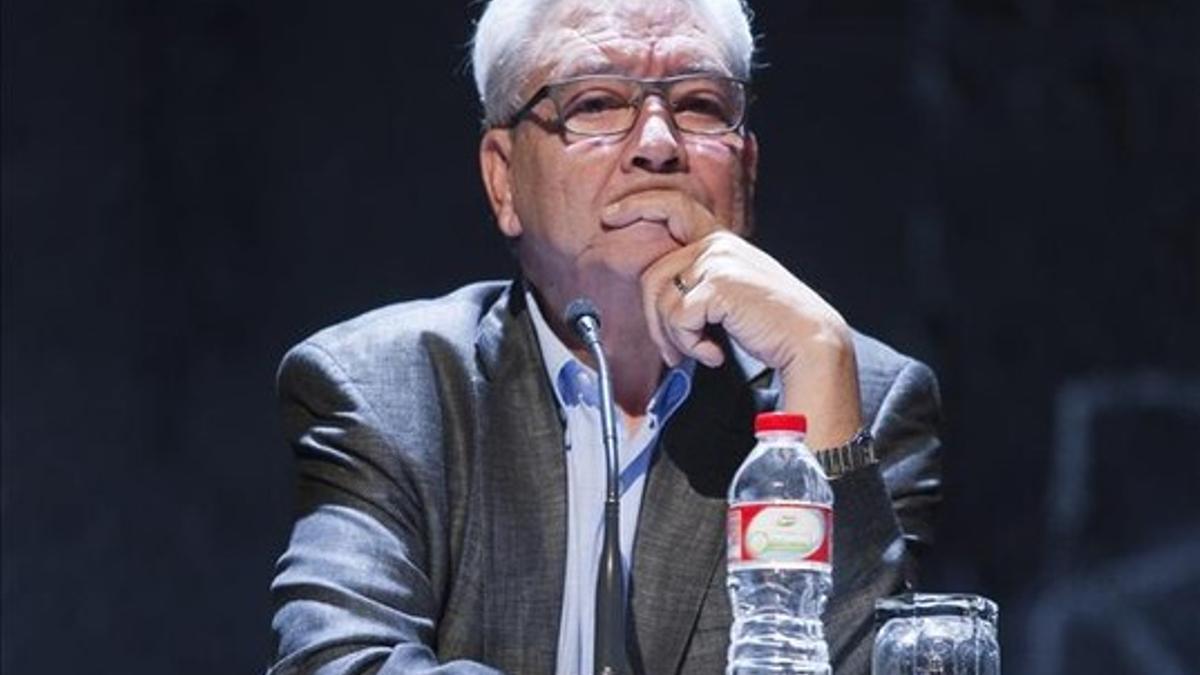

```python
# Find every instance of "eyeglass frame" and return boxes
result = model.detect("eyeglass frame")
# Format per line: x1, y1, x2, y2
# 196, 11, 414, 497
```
498, 73, 752, 137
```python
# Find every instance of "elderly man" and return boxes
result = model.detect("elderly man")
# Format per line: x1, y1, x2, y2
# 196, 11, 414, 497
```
267, 1, 942, 673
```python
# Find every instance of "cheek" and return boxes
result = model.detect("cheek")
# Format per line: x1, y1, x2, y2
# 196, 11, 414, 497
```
517, 140, 620, 245
514, 145, 576, 225
556, 138, 622, 206
687, 138, 751, 216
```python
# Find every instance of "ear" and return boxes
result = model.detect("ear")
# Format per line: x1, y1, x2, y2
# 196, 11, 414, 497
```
480, 128, 523, 239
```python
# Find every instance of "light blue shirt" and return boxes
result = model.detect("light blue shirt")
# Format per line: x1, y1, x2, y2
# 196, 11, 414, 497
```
525, 292, 694, 675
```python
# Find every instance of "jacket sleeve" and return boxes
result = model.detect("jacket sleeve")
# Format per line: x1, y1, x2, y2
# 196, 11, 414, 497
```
872, 358, 943, 559
825, 357, 944, 675
267, 342, 501, 675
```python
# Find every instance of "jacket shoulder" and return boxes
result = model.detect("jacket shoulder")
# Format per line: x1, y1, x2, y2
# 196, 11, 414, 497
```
275, 281, 510, 415
851, 330, 939, 424
287, 281, 506, 370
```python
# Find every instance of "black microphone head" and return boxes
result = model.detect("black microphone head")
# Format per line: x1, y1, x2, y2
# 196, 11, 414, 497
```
564, 297, 602, 344
564, 297, 600, 330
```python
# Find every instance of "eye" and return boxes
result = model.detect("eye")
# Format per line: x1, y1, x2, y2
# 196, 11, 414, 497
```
674, 91, 734, 122
563, 90, 629, 117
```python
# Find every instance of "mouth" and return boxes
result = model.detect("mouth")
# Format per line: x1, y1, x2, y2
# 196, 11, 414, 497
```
601, 205, 668, 227
601, 214, 667, 229
600, 186, 696, 245
600, 216, 685, 248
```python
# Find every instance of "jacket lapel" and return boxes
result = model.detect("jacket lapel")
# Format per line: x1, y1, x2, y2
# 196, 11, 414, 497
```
473, 288, 774, 674
629, 356, 762, 674
475, 286, 568, 674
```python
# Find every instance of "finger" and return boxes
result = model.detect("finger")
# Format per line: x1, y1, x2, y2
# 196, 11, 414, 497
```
641, 245, 705, 366
663, 279, 726, 368
603, 191, 678, 227
603, 190, 717, 244
640, 261, 684, 367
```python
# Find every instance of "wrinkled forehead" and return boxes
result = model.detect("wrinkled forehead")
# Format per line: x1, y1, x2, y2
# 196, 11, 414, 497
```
527, 1, 732, 85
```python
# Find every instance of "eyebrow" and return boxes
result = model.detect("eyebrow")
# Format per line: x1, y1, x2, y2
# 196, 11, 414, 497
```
552, 57, 730, 81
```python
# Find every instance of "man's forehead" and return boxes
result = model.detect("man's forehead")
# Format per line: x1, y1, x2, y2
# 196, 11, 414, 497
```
532, 2, 732, 83
552, 48, 729, 80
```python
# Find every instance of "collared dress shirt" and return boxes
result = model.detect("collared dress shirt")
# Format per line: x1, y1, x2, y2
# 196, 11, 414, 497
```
525, 292, 695, 675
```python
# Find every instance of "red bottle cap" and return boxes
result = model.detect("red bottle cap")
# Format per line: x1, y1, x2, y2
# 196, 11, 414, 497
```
754, 412, 807, 434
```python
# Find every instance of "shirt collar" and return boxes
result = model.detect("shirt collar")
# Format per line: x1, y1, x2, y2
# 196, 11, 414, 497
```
525, 288, 694, 417
526, 289, 586, 412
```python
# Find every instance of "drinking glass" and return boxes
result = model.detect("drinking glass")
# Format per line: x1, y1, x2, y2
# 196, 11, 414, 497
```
872, 593, 1000, 675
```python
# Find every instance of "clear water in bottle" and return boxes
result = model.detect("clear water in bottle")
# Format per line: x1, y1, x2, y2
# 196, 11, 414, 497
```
727, 412, 834, 675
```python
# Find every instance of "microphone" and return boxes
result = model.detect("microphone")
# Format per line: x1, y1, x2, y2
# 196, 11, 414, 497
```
565, 298, 602, 347
564, 298, 629, 675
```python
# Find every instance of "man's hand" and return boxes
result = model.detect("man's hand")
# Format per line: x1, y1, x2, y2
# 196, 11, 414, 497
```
618, 195, 862, 447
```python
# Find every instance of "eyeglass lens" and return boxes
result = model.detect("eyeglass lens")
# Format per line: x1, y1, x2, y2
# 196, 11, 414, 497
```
551, 77, 744, 136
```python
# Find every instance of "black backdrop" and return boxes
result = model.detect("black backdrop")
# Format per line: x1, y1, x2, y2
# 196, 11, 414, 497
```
3, 1, 1197, 673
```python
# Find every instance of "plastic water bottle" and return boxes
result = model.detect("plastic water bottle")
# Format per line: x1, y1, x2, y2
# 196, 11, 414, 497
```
727, 412, 834, 675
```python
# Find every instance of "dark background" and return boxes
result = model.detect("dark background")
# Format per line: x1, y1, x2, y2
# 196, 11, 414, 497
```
3, 1, 1197, 673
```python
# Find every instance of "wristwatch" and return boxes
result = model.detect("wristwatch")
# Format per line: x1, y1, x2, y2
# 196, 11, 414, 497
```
813, 427, 876, 478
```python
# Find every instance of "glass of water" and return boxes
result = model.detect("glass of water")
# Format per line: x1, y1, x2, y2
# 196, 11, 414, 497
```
872, 593, 1000, 675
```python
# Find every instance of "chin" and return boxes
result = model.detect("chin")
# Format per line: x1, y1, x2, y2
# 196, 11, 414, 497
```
584, 249, 677, 285
612, 220, 682, 254
572, 222, 682, 282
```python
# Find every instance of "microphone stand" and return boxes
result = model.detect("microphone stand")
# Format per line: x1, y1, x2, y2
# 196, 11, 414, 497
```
585, 334, 627, 675
565, 299, 630, 675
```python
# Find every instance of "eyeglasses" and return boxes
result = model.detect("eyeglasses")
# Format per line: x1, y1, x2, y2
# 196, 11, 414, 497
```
503, 74, 749, 136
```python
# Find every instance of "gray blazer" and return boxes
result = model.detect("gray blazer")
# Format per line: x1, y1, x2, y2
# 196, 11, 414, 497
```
268, 281, 942, 675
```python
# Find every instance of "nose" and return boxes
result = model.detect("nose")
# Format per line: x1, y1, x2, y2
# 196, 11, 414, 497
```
622, 98, 686, 173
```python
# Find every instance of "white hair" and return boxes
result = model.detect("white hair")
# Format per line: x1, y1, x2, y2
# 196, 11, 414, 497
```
471, 0, 756, 127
